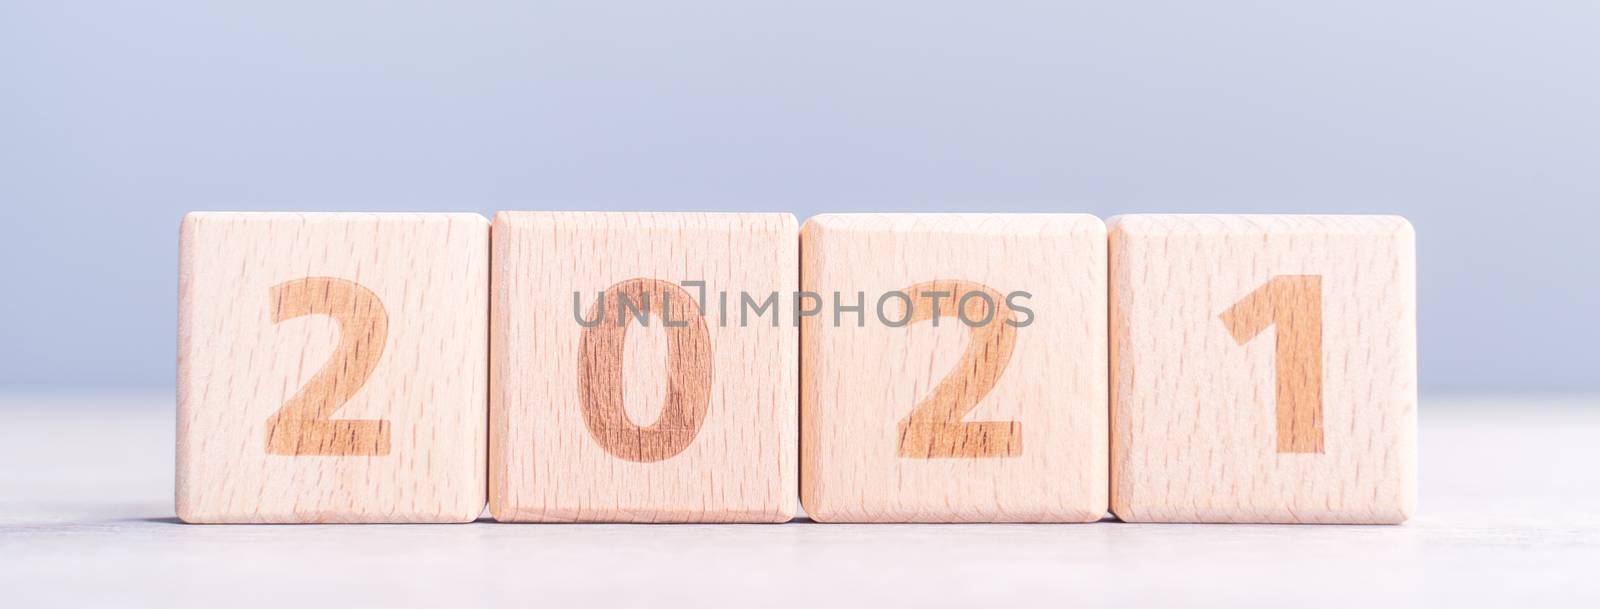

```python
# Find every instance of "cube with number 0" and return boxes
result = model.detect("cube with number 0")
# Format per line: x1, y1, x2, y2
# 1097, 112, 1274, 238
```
177, 212, 489, 523
489, 212, 798, 523
1108, 214, 1417, 524
800, 214, 1109, 523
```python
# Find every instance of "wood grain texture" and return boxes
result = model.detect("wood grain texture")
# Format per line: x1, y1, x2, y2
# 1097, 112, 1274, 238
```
490, 212, 798, 523
176, 212, 489, 524
800, 214, 1108, 523
1109, 214, 1417, 524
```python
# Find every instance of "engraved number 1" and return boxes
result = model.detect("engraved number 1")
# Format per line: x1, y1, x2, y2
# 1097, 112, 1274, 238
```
1219, 275, 1324, 454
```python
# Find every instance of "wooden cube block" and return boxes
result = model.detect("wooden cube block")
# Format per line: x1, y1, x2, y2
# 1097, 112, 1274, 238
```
1109, 214, 1417, 524
800, 214, 1109, 522
490, 212, 798, 522
177, 212, 489, 523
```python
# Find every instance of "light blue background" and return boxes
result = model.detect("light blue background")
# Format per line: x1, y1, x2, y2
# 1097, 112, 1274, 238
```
2, 2, 1595, 393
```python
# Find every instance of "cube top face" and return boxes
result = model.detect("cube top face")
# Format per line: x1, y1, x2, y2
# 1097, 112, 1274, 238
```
490, 212, 799, 523
176, 212, 489, 523
1108, 214, 1417, 524
800, 213, 1109, 522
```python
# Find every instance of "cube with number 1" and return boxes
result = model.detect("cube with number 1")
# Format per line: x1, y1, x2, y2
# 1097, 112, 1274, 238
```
1108, 214, 1417, 524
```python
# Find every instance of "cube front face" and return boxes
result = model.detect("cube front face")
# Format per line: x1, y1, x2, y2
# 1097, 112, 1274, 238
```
800, 214, 1109, 523
490, 212, 798, 523
1109, 215, 1417, 524
176, 213, 489, 523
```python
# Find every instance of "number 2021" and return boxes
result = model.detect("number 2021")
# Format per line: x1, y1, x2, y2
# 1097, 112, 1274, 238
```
262, 274, 1326, 460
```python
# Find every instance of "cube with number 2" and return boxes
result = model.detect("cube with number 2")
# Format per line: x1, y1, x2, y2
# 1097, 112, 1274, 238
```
800, 214, 1109, 522
177, 212, 489, 523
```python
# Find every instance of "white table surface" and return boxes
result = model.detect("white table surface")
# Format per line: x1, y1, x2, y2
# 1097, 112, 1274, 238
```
2, 395, 1597, 608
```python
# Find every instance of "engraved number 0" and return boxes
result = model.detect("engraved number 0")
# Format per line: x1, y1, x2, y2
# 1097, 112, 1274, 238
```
896, 280, 1021, 459
264, 277, 391, 456
577, 278, 714, 462
1219, 275, 1324, 454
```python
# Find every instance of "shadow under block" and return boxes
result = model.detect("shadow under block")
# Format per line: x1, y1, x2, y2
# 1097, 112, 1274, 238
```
800, 214, 1109, 522
1108, 214, 1417, 524
490, 212, 798, 523
176, 212, 489, 523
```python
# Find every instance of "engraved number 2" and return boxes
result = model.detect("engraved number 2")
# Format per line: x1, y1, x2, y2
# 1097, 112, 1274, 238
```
896, 280, 1021, 459
264, 277, 391, 456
